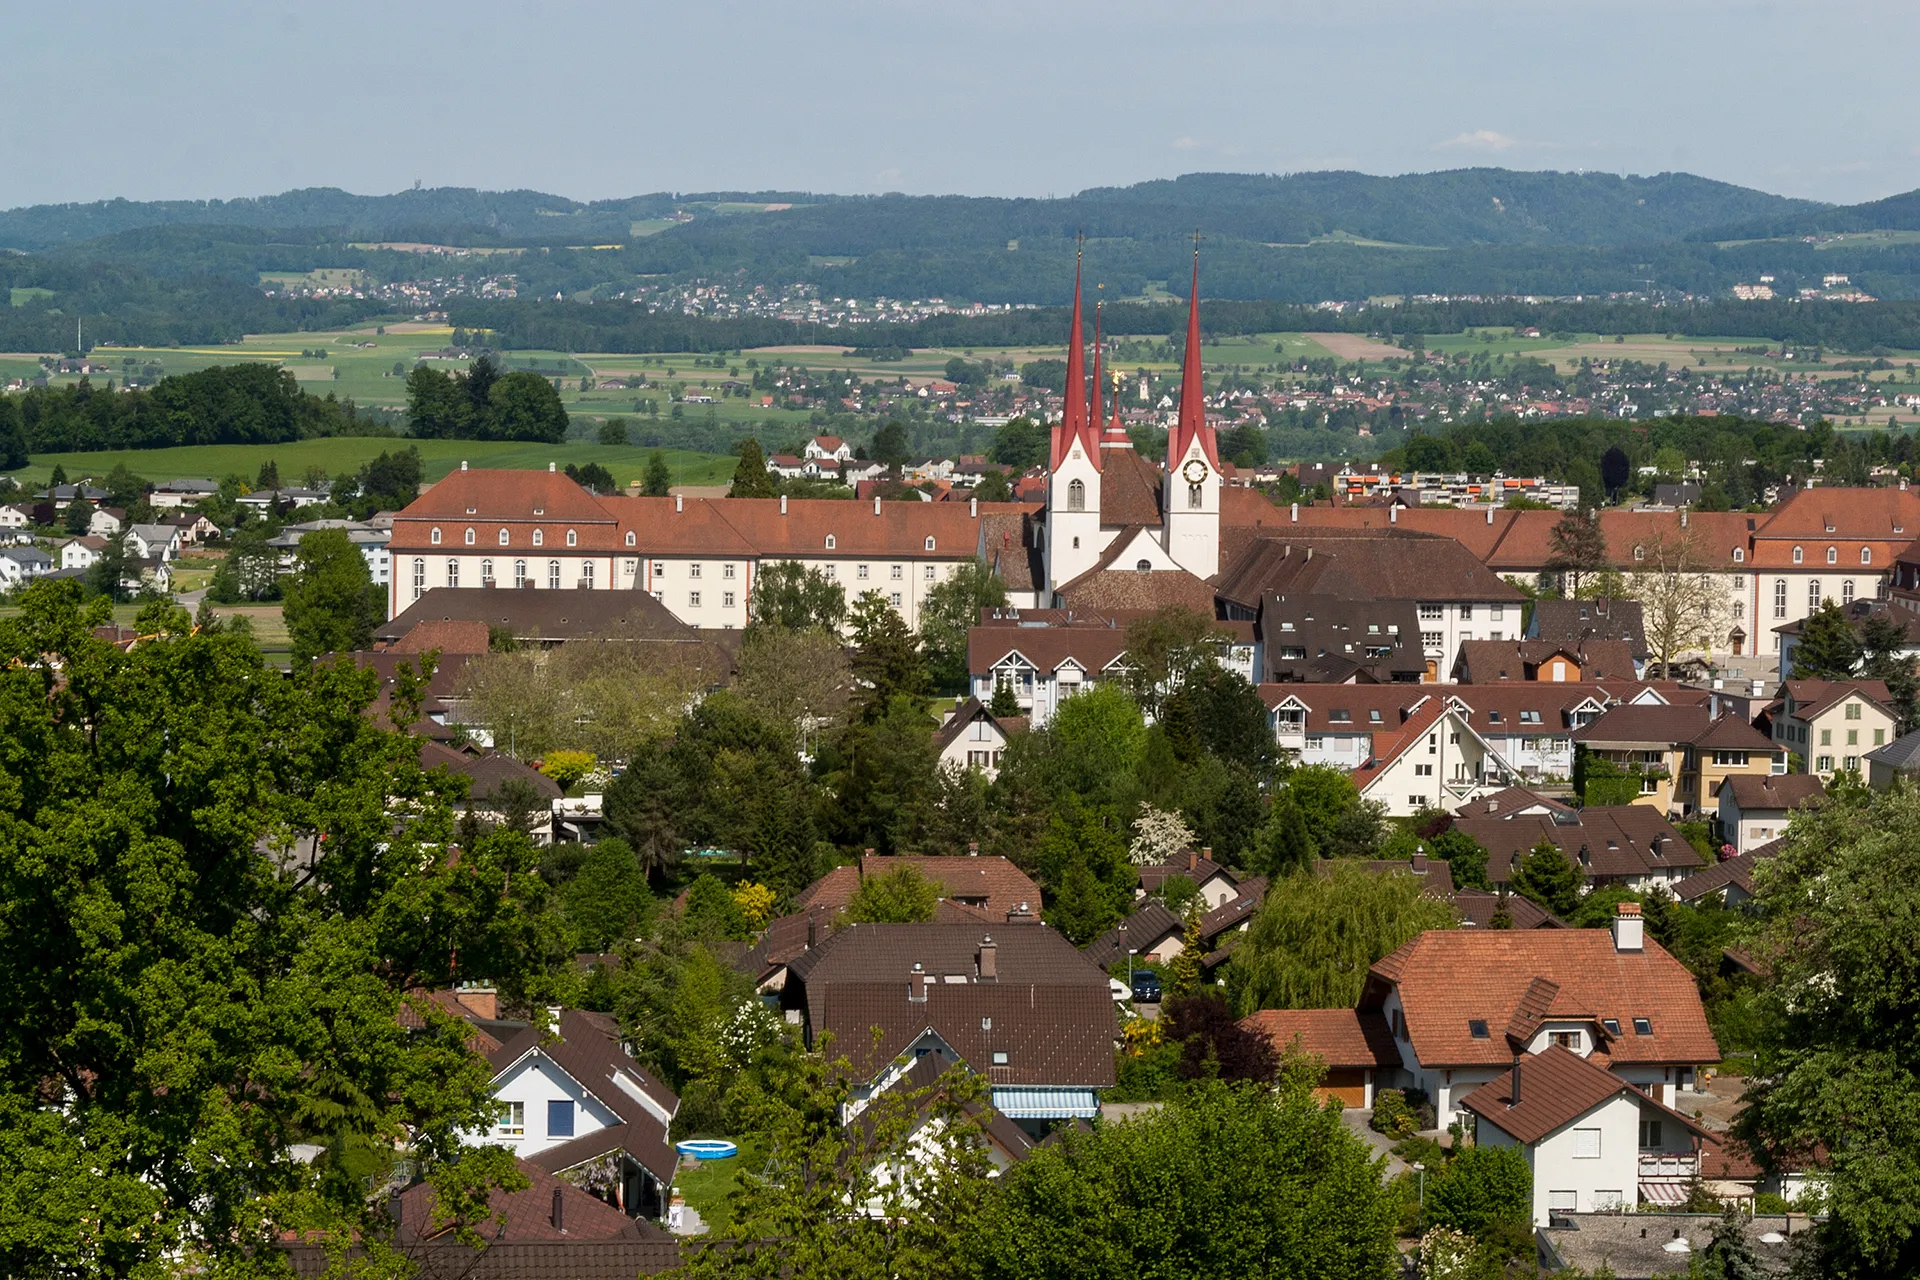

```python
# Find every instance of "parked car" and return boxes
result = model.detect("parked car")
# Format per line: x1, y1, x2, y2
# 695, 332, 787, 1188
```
1129, 970, 1162, 1004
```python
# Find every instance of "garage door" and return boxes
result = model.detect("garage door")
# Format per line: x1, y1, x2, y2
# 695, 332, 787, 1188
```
1319, 1069, 1367, 1107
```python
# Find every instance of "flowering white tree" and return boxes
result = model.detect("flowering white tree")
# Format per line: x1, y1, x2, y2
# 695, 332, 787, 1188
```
1129, 804, 1196, 867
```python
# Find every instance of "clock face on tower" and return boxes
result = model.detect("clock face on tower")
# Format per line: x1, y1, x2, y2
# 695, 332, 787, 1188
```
1182, 458, 1209, 484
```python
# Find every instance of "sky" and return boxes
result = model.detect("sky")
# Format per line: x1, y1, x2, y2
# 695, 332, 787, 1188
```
5, 0, 1917, 210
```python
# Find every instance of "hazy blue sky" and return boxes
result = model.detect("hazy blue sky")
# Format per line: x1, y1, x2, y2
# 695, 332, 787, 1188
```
6, 0, 1915, 208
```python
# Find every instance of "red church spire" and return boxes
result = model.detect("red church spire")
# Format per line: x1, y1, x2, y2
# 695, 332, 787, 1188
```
1169, 236, 1218, 470
1085, 295, 1106, 470
1051, 243, 1090, 471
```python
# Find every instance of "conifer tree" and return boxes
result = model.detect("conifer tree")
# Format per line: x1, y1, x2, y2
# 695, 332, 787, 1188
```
1792, 599, 1862, 679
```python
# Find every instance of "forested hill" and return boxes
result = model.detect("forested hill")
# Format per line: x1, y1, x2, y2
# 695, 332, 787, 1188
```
0, 170, 1821, 254
1696, 188, 1920, 242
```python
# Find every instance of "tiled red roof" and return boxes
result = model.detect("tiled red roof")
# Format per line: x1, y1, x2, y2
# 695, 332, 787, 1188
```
1242, 1008, 1402, 1069
389, 618, 492, 656
391, 1157, 650, 1242
1449, 804, 1701, 884
1716, 772, 1826, 812
794, 856, 1043, 921
1365, 929, 1718, 1068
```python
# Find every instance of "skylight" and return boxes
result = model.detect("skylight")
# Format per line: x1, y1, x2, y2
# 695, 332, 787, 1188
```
1633, 1018, 1653, 1036
1468, 1019, 1489, 1039
1602, 1018, 1621, 1035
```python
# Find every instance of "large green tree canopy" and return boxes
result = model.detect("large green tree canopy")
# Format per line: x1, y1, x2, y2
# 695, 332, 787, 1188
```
0, 583, 561, 1277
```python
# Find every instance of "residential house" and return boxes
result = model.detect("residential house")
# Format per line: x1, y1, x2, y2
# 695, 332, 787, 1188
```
1136, 849, 1243, 910
776, 923, 1117, 1135
1866, 726, 1920, 786
1087, 874, 1269, 971
89, 506, 125, 537
1257, 592, 1426, 684
765, 453, 807, 480
0, 546, 53, 588
1672, 841, 1778, 907
1349, 694, 1510, 816
1715, 773, 1825, 854
417, 740, 561, 843
1460, 1042, 1715, 1225
126, 523, 182, 563
1448, 803, 1704, 894
0, 504, 30, 531
1452, 638, 1640, 684
1773, 598, 1920, 682
148, 478, 220, 510
1763, 679, 1897, 780
37, 483, 109, 509
854, 1050, 1040, 1202
804, 435, 853, 463
479, 1009, 681, 1220
933, 697, 1026, 779
1572, 703, 1783, 817
1525, 597, 1651, 667
58, 536, 106, 571
268, 518, 393, 587
166, 512, 220, 545
792, 853, 1044, 929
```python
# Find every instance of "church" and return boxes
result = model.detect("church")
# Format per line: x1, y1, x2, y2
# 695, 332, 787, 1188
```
1033, 249, 1265, 613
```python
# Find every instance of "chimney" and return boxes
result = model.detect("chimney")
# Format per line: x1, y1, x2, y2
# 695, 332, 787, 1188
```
675, 493, 684, 513
1612, 900, 1644, 952
807, 914, 818, 949
909, 962, 929, 1002
1006, 900, 1034, 923
460, 459, 468, 471
978, 936, 998, 982
779, 494, 788, 514
551, 1186, 565, 1233
1486, 506, 1494, 525
970, 496, 978, 517
968, 841, 979, 857
458, 987, 498, 1020
547, 1005, 564, 1030
388, 1190, 404, 1226
548, 461, 556, 473
1411, 848, 1427, 873
1389, 505, 1398, 524
1290, 502, 1299, 522
874, 495, 883, 515
1510, 1056, 1523, 1107
1186, 849, 1197, 872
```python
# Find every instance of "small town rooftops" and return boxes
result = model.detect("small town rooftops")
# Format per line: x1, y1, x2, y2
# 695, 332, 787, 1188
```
1458, 1043, 1713, 1146
1242, 1008, 1402, 1070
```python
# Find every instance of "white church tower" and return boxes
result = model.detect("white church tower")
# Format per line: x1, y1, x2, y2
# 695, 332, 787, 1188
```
1045, 253, 1102, 592
1163, 246, 1220, 578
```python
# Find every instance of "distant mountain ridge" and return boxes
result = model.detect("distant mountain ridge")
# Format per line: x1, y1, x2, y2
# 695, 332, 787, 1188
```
0, 169, 1829, 254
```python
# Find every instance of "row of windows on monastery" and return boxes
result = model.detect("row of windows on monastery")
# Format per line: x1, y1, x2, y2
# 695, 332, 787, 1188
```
426, 526, 943, 553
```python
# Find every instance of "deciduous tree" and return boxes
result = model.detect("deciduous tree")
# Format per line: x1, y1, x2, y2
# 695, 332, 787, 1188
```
282, 527, 385, 663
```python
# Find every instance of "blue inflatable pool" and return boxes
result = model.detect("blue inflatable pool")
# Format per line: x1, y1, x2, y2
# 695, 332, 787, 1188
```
676, 1139, 739, 1159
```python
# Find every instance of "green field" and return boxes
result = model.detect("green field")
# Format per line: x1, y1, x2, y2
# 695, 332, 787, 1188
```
2, 438, 735, 490
9, 287, 53, 307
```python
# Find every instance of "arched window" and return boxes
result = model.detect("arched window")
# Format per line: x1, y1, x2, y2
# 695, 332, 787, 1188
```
1808, 580, 1822, 610
1136, 559, 1152, 573
412, 558, 425, 599
1843, 580, 1856, 604
1067, 479, 1086, 512
547, 560, 561, 589
498, 528, 510, 546
481, 558, 493, 583
566, 529, 578, 548
625, 531, 636, 547
1773, 579, 1787, 619
532, 529, 544, 547
1733, 547, 1744, 563
1827, 546, 1838, 565
513, 559, 527, 587
1633, 545, 1645, 562
445, 558, 459, 589
1792, 546, 1803, 564
430, 527, 442, 545
825, 534, 837, 550
1862, 547, 1873, 565
924, 536, 935, 551
1188, 483, 1203, 509
583, 560, 595, 588
464, 527, 475, 546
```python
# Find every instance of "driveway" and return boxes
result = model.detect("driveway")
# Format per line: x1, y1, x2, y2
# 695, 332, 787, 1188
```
1341, 1107, 1410, 1177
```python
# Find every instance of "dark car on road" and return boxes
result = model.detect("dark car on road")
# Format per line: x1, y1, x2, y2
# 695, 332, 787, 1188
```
1130, 970, 1163, 1004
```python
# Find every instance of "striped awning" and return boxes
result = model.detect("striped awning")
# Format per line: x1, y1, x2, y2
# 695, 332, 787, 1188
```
1640, 1180, 1690, 1206
990, 1087, 1101, 1120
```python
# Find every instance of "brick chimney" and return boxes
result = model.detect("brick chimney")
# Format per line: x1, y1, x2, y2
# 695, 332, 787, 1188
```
551, 1186, 565, 1233
968, 841, 979, 857
1612, 900, 1644, 953
978, 936, 997, 982
1186, 849, 1197, 872
1510, 1055, 1523, 1107
456, 986, 498, 1021
909, 962, 928, 1002
1411, 848, 1427, 873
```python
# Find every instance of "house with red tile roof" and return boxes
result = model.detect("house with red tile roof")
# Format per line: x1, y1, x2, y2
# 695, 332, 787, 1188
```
1714, 772, 1824, 853
791, 853, 1044, 926
1761, 678, 1896, 782
1573, 701, 1784, 817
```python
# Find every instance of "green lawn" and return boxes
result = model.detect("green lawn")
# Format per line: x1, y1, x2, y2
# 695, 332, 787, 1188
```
4, 439, 735, 490
673, 1135, 764, 1233
10, 287, 54, 307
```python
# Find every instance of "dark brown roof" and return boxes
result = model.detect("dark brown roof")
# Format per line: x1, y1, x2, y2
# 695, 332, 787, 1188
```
1242, 1009, 1402, 1069
1573, 703, 1775, 752
792, 855, 1043, 920
283, 1240, 682, 1279
1716, 772, 1826, 812
1673, 849, 1767, 903
1458, 1044, 1713, 1146
1528, 597, 1649, 659
1452, 786, 1575, 819
932, 697, 1027, 753
1449, 805, 1702, 884
376, 587, 710, 646
966, 623, 1131, 681
1083, 900, 1183, 969
1215, 529, 1526, 611
1781, 678, 1895, 721
1366, 930, 1720, 1068
1261, 593, 1426, 683
1055, 562, 1219, 613
1452, 889, 1562, 929
487, 1011, 679, 1185
1454, 639, 1639, 683
418, 740, 562, 804
389, 1157, 657, 1242
1317, 855, 1455, 897
1137, 851, 1234, 893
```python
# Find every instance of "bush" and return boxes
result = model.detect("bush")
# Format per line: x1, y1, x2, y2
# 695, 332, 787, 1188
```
538, 749, 597, 791
1424, 1144, 1532, 1238
1372, 1089, 1420, 1139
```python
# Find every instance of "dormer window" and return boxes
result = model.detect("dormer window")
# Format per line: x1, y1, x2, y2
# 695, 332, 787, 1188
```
1633, 545, 1645, 562
1862, 547, 1873, 565
1136, 559, 1152, 573
626, 531, 636, 547
430, 527, 442, 545
532, 529, 544, 547
498, 528, 510, 546
1827, 546, 1838, 565
925, 536, 936, 551
825, 534, 837, 550
1733, 547, 1744, 563
464, 527, 475, 545
1793, 546, 1804, 564
566, 529, 578, 547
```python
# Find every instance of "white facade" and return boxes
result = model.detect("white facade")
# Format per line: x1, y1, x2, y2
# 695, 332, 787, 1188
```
1715, 791, 1793, 855
1162, 438, 1221, 580
1045, 437, 1105, 590
482, 1052, 630, 1158
1476, 1090, 1697, 1226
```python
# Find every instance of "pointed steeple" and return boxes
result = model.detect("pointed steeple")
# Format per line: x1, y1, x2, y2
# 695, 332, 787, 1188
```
1099, 298, 1132, 451
1084, 296, 1106, 470
1169, 237, 1218, 470
1051, 244, 1090, 471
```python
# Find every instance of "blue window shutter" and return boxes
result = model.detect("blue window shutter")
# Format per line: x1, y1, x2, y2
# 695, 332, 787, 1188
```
548, 1099, 575, 1138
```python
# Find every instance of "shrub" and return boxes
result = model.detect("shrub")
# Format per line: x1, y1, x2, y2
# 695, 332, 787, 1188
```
538, 749, 597, 790
1372, 1088, 1420, 1139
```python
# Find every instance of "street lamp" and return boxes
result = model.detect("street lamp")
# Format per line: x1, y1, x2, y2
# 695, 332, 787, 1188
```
1117, 922, 1129, 987
1411, 1161, 1426, 1211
